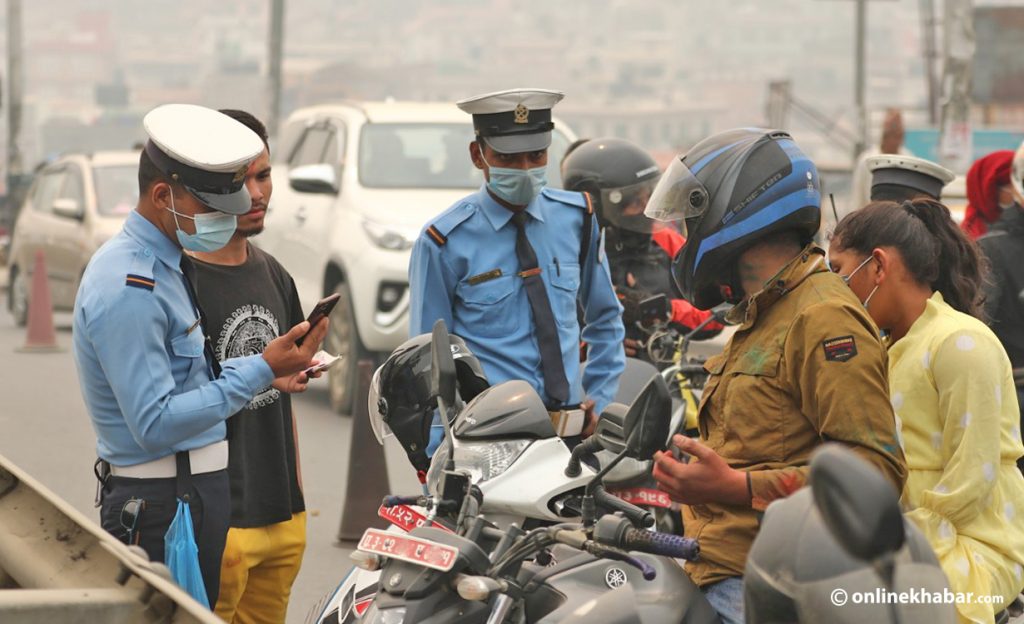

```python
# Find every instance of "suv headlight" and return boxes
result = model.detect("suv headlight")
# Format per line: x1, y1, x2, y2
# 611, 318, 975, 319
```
362, 219, 418, 251
453, 439, 532, 484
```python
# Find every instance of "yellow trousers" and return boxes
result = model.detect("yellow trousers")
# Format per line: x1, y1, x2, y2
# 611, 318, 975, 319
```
215, 512, 306, 624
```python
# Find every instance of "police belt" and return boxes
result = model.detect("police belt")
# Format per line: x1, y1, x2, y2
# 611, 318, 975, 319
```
547, 408, 586, 437
109, 441, 228, 479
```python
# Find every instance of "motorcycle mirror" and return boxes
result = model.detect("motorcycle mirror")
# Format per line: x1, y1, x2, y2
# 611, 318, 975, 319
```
621, 375, 671, 459
430, 319, 457, 408
810, 444, 905, 563
593, 403, 629, 454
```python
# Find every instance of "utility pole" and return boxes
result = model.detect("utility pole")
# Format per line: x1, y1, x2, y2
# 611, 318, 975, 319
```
823, 0, 894, 162
6, 0, 24, 199
853, 0, 867, 161
919, 0, 940, 125
266, 0, 285, 141
937, 0, 974, 174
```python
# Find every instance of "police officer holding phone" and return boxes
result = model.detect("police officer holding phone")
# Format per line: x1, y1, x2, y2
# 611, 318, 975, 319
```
409, 89, 625, 439
73, 104, 328, 606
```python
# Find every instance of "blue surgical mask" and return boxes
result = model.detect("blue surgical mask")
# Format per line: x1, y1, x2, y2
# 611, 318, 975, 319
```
166, 192, 237, 252
482, 153, 547, 206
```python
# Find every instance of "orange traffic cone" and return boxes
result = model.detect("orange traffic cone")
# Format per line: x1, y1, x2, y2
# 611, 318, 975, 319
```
17, 250, 62, 352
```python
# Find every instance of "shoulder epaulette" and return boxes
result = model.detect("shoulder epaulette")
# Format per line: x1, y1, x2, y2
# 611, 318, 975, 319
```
424, 202, 475, 247
541, 187, 589, 210
124, 247, 157, 291
125, 274, 155, 290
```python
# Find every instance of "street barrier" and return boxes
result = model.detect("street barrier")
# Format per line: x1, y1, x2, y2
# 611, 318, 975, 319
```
17, 250, 60, 353
336, 359, 390, 542
0, 453, 221, 622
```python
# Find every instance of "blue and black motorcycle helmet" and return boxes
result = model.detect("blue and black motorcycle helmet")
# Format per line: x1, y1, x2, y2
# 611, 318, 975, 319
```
645, 128, 821, 309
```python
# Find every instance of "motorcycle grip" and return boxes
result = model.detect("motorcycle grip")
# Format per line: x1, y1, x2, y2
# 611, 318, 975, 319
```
620, 528, 700, 561
382, 495, 423, 508
593, 486, 654, 529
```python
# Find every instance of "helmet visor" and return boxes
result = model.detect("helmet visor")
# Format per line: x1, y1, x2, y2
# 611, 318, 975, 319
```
367, 364, 391, 444
600, 176, 661, 234
643, 157, 709, 235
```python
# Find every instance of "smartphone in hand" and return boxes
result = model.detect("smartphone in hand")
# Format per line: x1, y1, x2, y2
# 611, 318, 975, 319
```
296, 293, 340, 346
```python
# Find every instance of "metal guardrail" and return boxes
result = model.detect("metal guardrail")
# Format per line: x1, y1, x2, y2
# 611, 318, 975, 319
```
0, 453, 222, 623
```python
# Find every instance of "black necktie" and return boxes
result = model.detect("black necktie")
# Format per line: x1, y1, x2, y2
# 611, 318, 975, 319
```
510, 211, 569, 405
179, 256, 223, 379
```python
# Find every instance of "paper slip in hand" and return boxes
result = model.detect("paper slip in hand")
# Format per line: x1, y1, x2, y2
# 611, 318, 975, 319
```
305, 351, 343, 375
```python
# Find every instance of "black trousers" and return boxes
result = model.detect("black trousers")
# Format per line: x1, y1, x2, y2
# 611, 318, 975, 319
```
100, 469, 230, 607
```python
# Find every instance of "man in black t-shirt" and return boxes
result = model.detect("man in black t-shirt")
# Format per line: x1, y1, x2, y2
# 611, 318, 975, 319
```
189, 110, 313, 623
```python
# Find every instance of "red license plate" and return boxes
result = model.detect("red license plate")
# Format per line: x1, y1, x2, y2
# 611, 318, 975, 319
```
358, 528, 459, 572
611, 487, 673, 509
377, 504, 454, 534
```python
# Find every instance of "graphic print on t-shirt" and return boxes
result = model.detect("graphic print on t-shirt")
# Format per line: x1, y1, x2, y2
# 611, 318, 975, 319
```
217, 304, 280, 409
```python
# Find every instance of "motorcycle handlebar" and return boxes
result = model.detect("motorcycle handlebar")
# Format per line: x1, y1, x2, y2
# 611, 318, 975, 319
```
550, 529, 656, 581
617, 527, 700, 561
593, 514, 700, 561
382, 495, 424, 508
592, 486, 654, 529
382, 494, 460, 513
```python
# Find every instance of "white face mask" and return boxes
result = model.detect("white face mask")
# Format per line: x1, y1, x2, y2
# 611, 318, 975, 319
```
838, 255, 879, 309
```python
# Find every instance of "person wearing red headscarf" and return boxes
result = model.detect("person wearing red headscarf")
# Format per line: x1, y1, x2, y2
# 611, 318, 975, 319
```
962, 150, 1015, 239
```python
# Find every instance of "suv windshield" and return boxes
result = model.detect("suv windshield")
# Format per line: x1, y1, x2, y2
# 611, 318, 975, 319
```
93, 165, 139, 216
359, 123, 481, 189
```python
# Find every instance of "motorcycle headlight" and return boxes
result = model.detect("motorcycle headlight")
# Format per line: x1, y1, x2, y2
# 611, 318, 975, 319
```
453, 439, 531, 484
362, 219, 418, 251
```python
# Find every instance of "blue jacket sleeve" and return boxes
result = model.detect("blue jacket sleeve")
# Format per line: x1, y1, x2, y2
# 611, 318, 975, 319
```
579, 222, 625, 414
408, 235, 458, 337
83, 288, 275, 454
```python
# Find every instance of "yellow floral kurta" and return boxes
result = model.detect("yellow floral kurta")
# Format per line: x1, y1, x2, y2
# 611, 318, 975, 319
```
891, 292, 1024, 623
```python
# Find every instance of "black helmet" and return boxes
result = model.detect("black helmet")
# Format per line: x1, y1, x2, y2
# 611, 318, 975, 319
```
645, 129, 821, 309
368, 333, 489, 473
562, 137, 662, 241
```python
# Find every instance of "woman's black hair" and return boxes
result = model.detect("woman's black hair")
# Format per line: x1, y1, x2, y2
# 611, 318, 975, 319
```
831, 198, 987, 319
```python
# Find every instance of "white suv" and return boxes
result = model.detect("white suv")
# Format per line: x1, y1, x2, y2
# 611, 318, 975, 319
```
259, 101, 575, 412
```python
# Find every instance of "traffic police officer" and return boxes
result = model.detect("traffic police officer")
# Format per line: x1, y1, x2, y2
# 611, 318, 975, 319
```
73, 104, 327, 606
409, 89, 625, 438
866, 153, 955, 203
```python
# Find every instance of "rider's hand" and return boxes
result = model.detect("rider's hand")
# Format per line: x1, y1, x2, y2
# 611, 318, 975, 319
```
580, 399, 597, 438
652, 435, 750, 506
262, 318, 329, 378
624, 338, 643, 357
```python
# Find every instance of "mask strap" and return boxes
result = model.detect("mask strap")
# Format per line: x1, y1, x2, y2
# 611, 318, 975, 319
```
863, 284, 879, 309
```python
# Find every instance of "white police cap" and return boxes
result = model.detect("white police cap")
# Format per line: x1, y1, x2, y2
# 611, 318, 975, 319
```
143, 104, 265, 215
866, 154, 955, 201
457, 88, 564, 154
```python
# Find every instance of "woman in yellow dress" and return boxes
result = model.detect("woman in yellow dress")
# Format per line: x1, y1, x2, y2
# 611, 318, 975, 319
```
828, 198, 1024, 623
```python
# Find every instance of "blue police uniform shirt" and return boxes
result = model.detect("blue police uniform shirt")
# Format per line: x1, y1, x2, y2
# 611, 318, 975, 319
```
73, 211, 275, 466
409, 185, 625, 414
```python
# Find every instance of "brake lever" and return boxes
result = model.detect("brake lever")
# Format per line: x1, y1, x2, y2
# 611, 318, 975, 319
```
584, 541, 656, 581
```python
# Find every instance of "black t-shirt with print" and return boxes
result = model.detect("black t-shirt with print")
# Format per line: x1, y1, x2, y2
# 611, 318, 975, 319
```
191, 243, 306, 527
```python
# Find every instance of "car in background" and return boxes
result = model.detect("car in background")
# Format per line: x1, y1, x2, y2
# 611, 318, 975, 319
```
258, 101, 576, 413
7, 151, 140, 325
